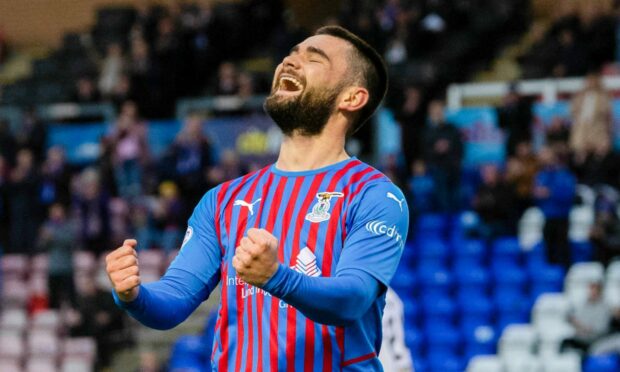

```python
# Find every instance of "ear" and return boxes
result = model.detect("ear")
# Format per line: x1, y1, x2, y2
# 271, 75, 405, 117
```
337, 86, 369, 113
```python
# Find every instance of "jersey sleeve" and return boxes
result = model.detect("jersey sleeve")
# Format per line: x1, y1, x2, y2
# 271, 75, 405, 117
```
336, 181, 409, 287
168, 187, 222, 287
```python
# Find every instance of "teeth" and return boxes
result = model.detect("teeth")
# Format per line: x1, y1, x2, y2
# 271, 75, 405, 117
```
279, 76, 303, 90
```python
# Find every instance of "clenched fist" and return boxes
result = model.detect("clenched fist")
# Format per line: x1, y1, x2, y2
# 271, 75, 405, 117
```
233, 228, 279, 287
105, 239, 141, 302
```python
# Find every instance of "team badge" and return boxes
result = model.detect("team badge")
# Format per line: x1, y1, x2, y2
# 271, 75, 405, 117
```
305, 191, 344, 223
181, 226, 193, 249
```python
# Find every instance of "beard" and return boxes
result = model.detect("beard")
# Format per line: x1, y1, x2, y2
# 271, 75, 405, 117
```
264, 84, 342, 137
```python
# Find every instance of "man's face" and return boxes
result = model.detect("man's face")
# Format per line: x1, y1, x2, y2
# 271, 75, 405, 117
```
264, 34, 352, 136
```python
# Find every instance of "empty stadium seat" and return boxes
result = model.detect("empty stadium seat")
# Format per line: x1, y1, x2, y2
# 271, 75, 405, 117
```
0, 333, 25, 359
31, 253, 49, 274
498, 324, 536, 357
424, 323, 462, 356
390, 268, 417, 298
61, 356, 93, 372
415, 213, 449, 237
0, 308, 28, 332
454, 263, 490, 295
0, 358, 22, 372
531, 293, 570, 329
541, 352, 581, 372
493, 291, 530, 331
453, 239, 486, 267
1, 254, 29, 279
25, 357, 57, 372
529, 265, 565, 299
491, 237, 522, 267
518, 207, 544, 250
458, 293, 494, 325
62, 337, 97, 359
404, 327, 422, 357
418, 266, 454, 296
503, 354, 542, 372
416, 237, 450, 268
426, 352, 464, 372
73, 251, 96, 273
421, 294, 457, 326
27, 330, 60, 358
466, 355, 503, 372
462, 323, 497, 359
32, 310, 61, 332
570, 240, 594, 263
2, 279, 30, 308
492, 264, 527, 295
583, 353, 620, 372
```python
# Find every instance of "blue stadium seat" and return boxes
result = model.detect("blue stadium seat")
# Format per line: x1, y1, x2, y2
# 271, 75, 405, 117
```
453, 239, 486, 267
450, 211, 480, 240
571, 240, 594, 263
458, 293, 494, 325
454, 263, 490, 296
529, 264, 564, 298
413, 358, 428, 372
169, 335, 209, 371
421, 294, 457, 326
404, 327, 423, 357
461, 323, 497, 360
390, 269, 417, 298
426, 352, 464, 372
583, 354, 620, 372
416, 237, 450, 268
418, 266, 454, 297
424, 323, 462, 356
401, 297, 420, 328
401, 241, 417, 267
493, 291, 530, 331
415, 213, 449, 237
491, 236, 522, 267
492, 264, 527, 295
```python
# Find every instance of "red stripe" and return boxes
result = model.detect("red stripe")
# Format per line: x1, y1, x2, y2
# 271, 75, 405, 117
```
212, 182, 231, 360
286, 173, 328, 372
336, 327, 345, 365
233, 168, 269, 371
248, 172, 278, 372
341, 172, 384, 241
270, 177, 304, 372
341, 352, 376, 367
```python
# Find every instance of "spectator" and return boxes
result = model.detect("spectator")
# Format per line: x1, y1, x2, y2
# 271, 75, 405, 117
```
471, 164, 518, 240
0, 155, 8, 251
422, 99, 463, 212
72, 76, 101, 103
212, 61, 239, 96
569, 72, 612, 164
153, 181, 185, 253
545, 116, 571, 157
497, 84, 533, 156
205, 149, 243, 188
164, 114, 213, 208
98, 43, 126, 98
37, 203, 77, 308
8, 148, 41, 254
505, 141, 539, 217
107, 101, 149, 199
0, 28, 8, 66
0, 119, 16, 163
561, 280, 611, 355
590, 189, 620, 266
534, 147, 577, 268
15, 110, 47, 164
407, 160, 435, 216
579, 141, 619, 187
74, 168, 110, 255
394, 84, 428, 178
39, 146, 72, 208
70, 273, 127, 370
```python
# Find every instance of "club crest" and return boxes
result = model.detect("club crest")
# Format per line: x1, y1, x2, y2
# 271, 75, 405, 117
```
305, 191, 344, 223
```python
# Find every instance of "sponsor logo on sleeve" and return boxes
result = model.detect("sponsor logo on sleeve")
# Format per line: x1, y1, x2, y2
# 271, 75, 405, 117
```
365, 220, 404, 249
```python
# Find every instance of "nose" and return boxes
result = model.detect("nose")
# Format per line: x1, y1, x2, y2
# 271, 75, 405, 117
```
282, 54, 301, 69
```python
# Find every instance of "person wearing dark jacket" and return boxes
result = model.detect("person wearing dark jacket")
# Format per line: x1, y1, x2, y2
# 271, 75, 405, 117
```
534, 147, 576, 268
472, 164, 518, 240
423, 99, 464, 212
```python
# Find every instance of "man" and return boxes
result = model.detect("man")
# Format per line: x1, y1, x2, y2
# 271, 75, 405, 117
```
106, 26, 408, 371
534, 146, 576, 268
422, 99, 463, 212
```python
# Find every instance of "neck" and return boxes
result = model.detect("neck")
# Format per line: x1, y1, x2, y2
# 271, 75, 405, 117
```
275, 123, 349, 172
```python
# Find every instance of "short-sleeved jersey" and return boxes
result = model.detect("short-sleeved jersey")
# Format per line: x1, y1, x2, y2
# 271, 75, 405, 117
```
170, 158, 408, 371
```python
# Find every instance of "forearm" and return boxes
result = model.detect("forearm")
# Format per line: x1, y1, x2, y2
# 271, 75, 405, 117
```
113, 268, 213, 330
262, 265, 380, 326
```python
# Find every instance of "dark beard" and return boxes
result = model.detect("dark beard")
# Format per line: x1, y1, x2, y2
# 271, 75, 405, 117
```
264, 85, 341, 136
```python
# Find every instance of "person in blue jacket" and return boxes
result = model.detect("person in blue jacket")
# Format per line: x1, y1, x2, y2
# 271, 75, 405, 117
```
534, 146, 576, 268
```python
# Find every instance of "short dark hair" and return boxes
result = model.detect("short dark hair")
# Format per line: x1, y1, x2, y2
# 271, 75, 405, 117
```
315, 25, 388, 135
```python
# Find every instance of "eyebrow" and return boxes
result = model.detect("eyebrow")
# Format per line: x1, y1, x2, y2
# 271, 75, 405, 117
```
290, 44, 331, 62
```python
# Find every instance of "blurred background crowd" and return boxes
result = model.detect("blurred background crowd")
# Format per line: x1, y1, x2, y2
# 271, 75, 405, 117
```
3, 0, 620, 371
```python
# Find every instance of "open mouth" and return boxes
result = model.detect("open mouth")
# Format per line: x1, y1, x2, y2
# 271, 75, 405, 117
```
275, 75, 304, 96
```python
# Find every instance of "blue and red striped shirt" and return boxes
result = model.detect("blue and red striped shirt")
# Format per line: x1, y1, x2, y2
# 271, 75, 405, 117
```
118, 157, 408, 371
